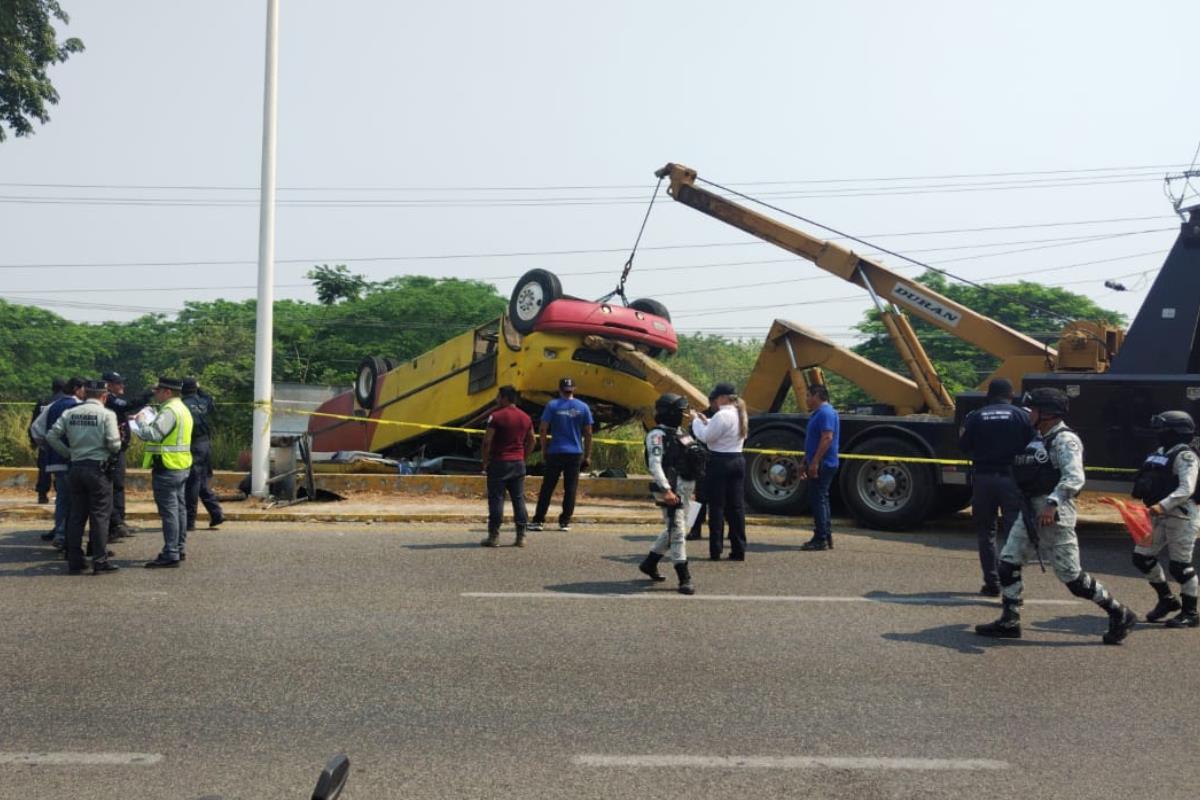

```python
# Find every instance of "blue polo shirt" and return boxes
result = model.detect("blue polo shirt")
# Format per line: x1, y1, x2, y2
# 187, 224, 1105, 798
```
805, 402, 840, 469
541, 397, 593, 455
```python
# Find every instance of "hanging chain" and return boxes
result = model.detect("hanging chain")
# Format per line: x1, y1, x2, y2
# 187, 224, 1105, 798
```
613, 176, 664, 303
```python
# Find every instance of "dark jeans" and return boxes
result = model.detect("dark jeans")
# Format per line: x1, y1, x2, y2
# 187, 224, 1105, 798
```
707, 453, 746, 558
109, 450, 127, 530
970, 470, 1022, 587
487, 460, 529, 535
533, 452, 582, 526
66, 462, 112, 570
35, 447, 51, 495
808, 465, 837, 542
186, 439, 223, 527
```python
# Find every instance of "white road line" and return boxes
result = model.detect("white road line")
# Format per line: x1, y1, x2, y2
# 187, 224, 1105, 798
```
463, 592, 1077, 605
573, 754, 1009, 771
0, 752, 164, 766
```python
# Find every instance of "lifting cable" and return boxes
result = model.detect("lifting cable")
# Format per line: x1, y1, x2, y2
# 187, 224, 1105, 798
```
607, 176, 665, 304
695, 175, 1122, 355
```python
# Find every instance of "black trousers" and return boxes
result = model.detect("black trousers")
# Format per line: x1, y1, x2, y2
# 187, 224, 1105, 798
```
109, 450, 127, 530
970, 470, 1022, 587
66, 462, 112, 570
487, 460, 528, 535
35, 447, 51, 495
186, 439, 223, 527
707, 453, 747, 558
533, 452, 582, 526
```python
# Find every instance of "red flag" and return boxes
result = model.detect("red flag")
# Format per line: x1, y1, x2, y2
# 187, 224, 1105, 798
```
1098, 497, 1152, 546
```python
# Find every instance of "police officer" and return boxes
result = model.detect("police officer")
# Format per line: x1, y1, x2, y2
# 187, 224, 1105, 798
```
958, 377, 1035, 595
181, 377, 225, 531
134, 377, 194, 568
102, 371, 139, 541
31, 376, 84, 548
638, 393, 697, 595
29, 377, 65, 505
1129, 411, 1200, 628
45, 379, 121, 575
976, 387, 1138, 644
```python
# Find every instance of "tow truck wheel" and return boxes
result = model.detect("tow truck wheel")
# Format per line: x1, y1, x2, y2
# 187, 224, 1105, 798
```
355, 356, 387, 409
509, 269, 563, 334
838, 435, 935, 531
744, 429, 811, 515
629, 298, 671, 357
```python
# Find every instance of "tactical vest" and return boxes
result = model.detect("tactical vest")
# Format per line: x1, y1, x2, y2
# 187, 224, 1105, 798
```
142, 397, 194, 471
1131, 443, 1199, 506
645, 426, 709, 487
1012, 427, 1071, 496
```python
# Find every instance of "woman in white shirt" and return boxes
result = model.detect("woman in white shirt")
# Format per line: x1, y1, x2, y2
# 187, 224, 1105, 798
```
691, 381, 749, 560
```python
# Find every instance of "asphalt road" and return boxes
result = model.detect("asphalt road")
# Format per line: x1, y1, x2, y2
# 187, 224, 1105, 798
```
0, 518, 1194, 800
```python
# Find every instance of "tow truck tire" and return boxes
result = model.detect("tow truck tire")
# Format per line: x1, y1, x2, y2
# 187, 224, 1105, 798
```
509, 269, 563, 334
629, 298, 671, 357
838, 435, 935, 531
355, 356, 387, 410
744, 429, 811, 515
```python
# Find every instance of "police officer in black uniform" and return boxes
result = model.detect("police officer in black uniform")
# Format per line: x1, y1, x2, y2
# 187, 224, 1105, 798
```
29, 378, 65, 505
103, 371, 139, 541
958, 378, 1036, 596
182, 377, 225, 530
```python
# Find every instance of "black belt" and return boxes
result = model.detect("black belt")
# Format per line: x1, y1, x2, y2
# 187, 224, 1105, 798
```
70, 459, 104, 467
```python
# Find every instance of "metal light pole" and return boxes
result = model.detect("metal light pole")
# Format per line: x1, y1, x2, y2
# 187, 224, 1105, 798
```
251, 0, 280, 497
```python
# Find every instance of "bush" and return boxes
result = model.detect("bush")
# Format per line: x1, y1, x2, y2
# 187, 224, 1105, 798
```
0, 407, 38, 467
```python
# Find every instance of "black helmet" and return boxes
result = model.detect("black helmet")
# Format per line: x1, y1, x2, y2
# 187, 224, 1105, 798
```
1151, 410, 1196, 435
654, 393, 688, 427
1023, 387, 1069, 417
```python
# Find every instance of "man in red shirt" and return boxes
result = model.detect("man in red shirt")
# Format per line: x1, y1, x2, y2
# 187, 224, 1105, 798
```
480, 385, 535, 548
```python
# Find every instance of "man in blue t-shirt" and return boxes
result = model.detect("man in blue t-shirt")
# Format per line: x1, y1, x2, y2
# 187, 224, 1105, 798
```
529, 377, 593, 531
801, 383, 840, 551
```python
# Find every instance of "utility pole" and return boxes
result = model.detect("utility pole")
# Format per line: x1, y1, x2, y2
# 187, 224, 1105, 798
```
251, 0, 280, 497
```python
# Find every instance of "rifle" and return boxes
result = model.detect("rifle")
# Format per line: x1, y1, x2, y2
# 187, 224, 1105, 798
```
1019, 495, 1046, 573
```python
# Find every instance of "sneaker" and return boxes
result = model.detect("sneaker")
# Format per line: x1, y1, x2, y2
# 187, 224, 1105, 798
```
514, 534, 526, 548
799, 539, 830, 551
480, 534, 499, 548
1164, 611, 1200, 629
1145, 596, 1182, 623
527, 522, 544, 532
980, 584, 1001, 598
558, 522, 571, 532
144, 557, 180, 569
92, 561, 120, 575
1102, 607, 1138, 645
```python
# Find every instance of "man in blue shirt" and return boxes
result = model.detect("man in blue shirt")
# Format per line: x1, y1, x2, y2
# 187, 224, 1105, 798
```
529, 377, 593, 532
801, 384, 840, 551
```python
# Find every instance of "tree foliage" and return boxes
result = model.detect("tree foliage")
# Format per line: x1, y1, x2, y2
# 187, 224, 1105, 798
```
0, 0, 83, 141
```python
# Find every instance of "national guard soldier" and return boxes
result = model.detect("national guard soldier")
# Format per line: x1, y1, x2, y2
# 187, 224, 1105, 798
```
1130, 411, 1200, 628
975, 387, 1138, 644
103, 371, 139, 541
181, 376, 225, 531
637, 393, 699, 595
45, 379, 121, 575
958, 378, 1035, 595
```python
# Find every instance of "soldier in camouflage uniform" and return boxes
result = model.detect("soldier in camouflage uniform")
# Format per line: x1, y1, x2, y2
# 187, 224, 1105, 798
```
1130, 411, 1200, 628
976, 387, 1138, 645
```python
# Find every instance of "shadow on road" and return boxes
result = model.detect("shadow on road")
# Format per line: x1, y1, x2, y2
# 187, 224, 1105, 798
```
864, 589, 998, 608
544, 580, 659, 595
883, 621, 1110, 653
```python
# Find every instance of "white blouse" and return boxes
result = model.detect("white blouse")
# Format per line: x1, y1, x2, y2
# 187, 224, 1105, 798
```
691, 405, 744, 454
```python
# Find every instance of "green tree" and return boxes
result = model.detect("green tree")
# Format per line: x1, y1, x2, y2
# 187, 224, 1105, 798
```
305, 264, 369, 305
0, 0, 83, 141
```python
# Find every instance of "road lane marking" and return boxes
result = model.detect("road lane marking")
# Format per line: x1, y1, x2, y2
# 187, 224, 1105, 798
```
0, 752, 163, 766
573, 755, 1009, 771
463, 592, 1077, 605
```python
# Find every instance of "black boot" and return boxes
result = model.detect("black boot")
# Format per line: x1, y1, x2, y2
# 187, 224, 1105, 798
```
1102, 605, 1138, 645
1165, 595, 1199, 629
1145, 594, 1182, 624
975, 599, 1021, 638
674, 562, 695, 595
480, 531, 499, 548
639, 552, 665, 582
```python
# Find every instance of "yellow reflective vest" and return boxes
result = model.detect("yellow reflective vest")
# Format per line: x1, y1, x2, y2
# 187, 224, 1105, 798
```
142, 396, 194, 471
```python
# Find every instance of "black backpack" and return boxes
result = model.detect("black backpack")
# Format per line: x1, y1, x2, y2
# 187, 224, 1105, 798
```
675, 431, 709, 483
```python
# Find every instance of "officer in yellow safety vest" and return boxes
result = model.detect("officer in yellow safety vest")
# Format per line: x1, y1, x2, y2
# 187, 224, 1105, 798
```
133, 376, 194, 568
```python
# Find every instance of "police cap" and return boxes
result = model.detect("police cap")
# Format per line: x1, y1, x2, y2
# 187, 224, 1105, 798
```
102, 371, 124, 384
1024, 387, 1069, 416
708, 381, 737, 401
85, 379, 108, 392
1151, 410, 1195, 435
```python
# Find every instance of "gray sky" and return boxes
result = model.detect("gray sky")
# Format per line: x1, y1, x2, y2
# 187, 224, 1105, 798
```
2, 0, 1199, 346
